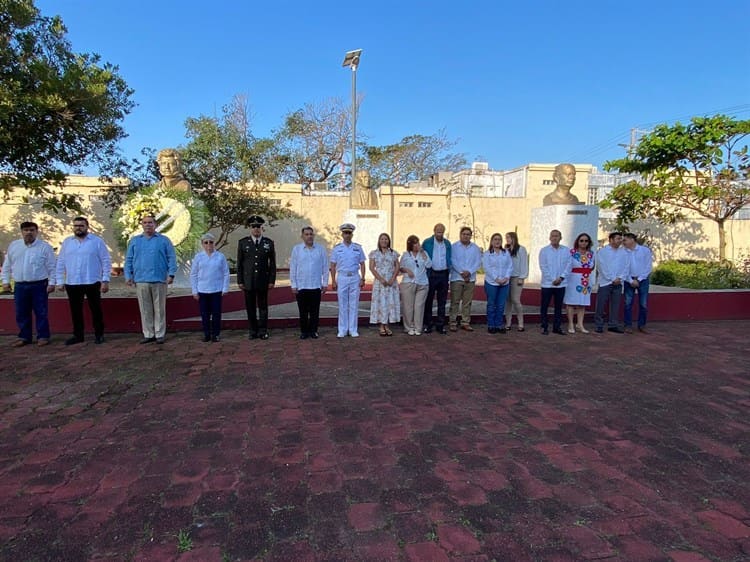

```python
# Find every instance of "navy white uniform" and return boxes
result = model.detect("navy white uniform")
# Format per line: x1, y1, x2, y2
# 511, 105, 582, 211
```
330, 241, 366, 337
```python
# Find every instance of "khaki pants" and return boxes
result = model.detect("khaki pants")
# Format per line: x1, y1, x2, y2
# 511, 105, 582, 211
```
400, 283, 428, 332
505, 277, 525, 328
136, 282, 167, 338
449, 280, 475, 326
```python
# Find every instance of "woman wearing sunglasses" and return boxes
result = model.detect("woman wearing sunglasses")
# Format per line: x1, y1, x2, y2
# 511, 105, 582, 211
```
564, 232, 595, 334
190, 233, 230, 342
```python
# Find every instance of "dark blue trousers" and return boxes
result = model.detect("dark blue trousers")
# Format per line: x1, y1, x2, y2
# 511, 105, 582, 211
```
199, 292, 223, 338
14, 280, 50, 342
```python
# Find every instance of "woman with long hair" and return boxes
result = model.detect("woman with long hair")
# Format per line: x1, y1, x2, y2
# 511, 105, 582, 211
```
399, 235, 432, 335
564, 232, 595, 333
483, 233, 513, 333
368, 232, 400, 336
504, 231, 528, 331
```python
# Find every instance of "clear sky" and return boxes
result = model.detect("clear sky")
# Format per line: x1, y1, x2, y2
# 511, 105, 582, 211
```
38, 0, 750, 174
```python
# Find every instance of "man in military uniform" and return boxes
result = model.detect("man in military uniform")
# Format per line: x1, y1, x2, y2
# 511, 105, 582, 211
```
237, 215, 277, 339
329, 223, 366, 338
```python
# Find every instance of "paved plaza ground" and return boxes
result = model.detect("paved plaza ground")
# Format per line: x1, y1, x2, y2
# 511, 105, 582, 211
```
1, 320, 749, 561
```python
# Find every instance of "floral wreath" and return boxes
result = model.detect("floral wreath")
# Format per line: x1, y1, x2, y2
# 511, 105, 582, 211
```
114, 186, 208, 260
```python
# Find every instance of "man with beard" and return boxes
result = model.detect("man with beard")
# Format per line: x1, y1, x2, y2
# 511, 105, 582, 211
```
56, 217, 112, 345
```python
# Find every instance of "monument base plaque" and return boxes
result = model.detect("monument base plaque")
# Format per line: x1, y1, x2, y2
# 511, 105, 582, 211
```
528, 205, 599, 283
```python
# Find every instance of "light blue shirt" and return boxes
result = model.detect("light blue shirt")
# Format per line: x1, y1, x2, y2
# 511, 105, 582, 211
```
56, 234, 111, 285
124, 232, 177, 283
190, 250, 230, 294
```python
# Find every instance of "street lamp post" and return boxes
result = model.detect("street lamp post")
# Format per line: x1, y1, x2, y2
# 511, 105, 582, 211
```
342, 49, 362, 193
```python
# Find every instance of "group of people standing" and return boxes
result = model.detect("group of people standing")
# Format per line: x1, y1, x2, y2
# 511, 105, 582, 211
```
3, 216, 652, 347
539, 229, 653, 335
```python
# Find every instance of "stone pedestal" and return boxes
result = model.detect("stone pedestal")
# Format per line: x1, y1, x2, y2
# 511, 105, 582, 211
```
342, 209, 388, 279
528, 205, 599, 283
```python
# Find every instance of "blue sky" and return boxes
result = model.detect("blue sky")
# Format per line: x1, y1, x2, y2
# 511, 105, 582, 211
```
39, 0, 750, 173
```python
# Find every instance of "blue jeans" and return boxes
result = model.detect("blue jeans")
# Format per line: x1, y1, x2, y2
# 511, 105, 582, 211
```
14, 280, 50, 342
484, 282, 509, 329
624, 278, 649, 328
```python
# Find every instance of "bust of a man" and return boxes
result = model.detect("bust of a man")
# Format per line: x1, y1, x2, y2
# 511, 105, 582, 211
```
157, 148, 191, 193
350, 169, 378, 209
543, 163, 582, 206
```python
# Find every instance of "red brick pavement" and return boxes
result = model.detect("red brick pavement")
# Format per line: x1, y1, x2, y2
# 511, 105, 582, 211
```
1, 321, 749, 561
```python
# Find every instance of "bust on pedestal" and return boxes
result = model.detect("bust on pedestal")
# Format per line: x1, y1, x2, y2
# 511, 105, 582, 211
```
343, 170, 386, 278
529, 163, 598, 283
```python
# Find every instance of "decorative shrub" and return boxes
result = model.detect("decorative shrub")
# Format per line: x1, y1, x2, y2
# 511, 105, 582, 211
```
651, 260, 750, 289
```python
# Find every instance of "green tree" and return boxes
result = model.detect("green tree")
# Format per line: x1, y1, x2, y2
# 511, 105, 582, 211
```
363, 129, 466, 188
0, 0, 134, 211
603, 115, 750, 261
181, 95, 289, 248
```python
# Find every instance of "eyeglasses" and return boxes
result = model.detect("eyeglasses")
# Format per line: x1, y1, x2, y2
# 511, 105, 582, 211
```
250, 224, 262, 228
342, 231, 353, 235
202, 241, 214, 245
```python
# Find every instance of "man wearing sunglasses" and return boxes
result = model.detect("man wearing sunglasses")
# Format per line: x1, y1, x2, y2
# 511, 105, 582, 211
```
237, 215, 277, 340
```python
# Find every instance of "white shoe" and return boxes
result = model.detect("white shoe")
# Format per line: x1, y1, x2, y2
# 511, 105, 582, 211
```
408, 329, 416, 336
568, 328, 576, 334
414, 331, 421, 336
337, 333, 346, 338
350, 332, 359, 338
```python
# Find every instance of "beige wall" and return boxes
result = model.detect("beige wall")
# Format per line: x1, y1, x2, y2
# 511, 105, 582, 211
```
2, 167, 748, 270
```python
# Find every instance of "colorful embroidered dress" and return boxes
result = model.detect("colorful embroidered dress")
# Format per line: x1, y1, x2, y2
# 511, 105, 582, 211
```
563, 249, 595, 306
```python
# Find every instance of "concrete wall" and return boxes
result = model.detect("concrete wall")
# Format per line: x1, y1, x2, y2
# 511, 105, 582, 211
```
2, 168, 749, 271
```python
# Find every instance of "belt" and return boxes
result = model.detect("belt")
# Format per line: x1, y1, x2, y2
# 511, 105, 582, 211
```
429, 269, 449, 273
341, 271, 359, 277
571, 267, 592, 274
14, 279, 48, 284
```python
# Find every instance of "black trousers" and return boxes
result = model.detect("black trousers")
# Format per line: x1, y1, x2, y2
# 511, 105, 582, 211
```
296, 289, 322, 334
65, 282, 104, 339
540, 287, 565, 331
423, 269, 449, 328
244, 288, 269, 334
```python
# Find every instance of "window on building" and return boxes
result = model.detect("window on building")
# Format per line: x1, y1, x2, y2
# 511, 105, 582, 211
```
399, 201, 413, 208
269, 199, 282, 207
418, 201, 432, 208
542, 179, 555, 185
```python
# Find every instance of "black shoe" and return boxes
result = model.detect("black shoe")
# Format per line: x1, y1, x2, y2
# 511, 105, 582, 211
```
249, 332, 259, 340
487, 327, 496, 334
65, 337, 83, 346
202, 335, 211, 342
139, 337, 156, 344
259, 332, 269, 340
300, 333, 309, 340
595, 327, 603, 333
310, 332, 319, 339
423, 326, 433, 334
553, 329, 566, 335
542, 328, 549, 335
94, 336, 105, 344
156, 337, 165, 344
437, 327, 447, 334
608, 327, 625, 334
497, 327, 506, 334
212, 336, 220, 342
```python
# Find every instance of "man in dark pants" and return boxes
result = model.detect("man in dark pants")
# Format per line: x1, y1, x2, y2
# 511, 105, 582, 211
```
237, 215, 276, 340
56, 217, 112, 345
538, 229, 569, 335
289, 226, 328, 339
421, 223, 452, 334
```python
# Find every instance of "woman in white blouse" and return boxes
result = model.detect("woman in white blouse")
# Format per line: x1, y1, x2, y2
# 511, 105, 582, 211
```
399, 235, 432, 335
483, 233, 513, 333
190, 233, 230, 342
504, 231, 529, 331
